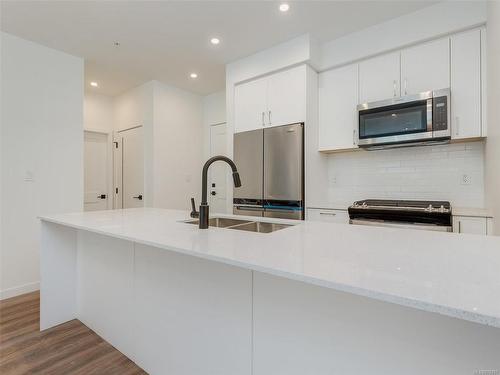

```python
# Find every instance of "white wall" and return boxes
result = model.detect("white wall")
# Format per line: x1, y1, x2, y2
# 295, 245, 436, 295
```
485, 2, 500, 235
203, 91, 226, 160
0, 32, 83, 299
84, 93, 114, 133
151, 81, 204, 210
113, 82, 155, 206
203, 91, 226, 127
112, 81, 205, 211
324, 142, 485, 210
319, 1, 487, 71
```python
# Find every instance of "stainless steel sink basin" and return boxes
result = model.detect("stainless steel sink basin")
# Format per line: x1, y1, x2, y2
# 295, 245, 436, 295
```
182, 217, 293, 233
183, 217, 252, 228
227, 221, 292, 233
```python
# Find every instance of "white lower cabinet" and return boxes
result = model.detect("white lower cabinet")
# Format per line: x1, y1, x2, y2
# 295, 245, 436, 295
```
453, 216, 492, 235
306, 208, 349, 224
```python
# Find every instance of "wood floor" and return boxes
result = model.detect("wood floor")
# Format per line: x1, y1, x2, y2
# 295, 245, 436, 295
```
0, 291, 147, 375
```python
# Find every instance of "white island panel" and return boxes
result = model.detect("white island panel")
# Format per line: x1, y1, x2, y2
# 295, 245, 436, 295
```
133, 243, 253, 375
40, 222, 78, 330
253, 272, 500, 375
77, 231, 136, 360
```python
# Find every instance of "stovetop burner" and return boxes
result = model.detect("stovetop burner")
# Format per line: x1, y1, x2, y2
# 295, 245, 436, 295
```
348, 199, 452, 227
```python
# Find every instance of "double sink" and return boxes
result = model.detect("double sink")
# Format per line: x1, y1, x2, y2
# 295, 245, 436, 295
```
183, 217, 292, 233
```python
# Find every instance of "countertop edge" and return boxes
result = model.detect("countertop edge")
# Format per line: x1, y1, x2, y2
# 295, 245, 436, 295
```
39, 216, 500, 329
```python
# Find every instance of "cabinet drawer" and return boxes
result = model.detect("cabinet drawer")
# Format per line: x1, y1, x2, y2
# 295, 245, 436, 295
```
453, 216, 487, 235
306, 208, 349, 224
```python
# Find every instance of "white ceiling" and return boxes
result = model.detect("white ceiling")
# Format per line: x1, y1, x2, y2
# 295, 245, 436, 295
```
1, 1, 437, 97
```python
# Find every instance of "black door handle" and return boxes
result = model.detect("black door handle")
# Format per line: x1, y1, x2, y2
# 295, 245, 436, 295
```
98, 194, 106, 199
133, 195, 143, 200
211, 191, 216, 196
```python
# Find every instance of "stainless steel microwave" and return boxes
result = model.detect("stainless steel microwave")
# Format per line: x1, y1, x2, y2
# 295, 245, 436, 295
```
357, 88, 450, 149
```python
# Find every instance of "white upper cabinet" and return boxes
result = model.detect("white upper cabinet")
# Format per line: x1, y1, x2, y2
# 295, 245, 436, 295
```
234, 65, 306, 133
401, 38, 450, 95
267, 65, 306, 128
234, 77, 268, 133
359, 52, 400, 104
318, 64, 359, 151
451, 29, 482, 139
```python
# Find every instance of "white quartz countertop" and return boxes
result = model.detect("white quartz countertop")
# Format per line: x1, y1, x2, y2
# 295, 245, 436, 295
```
453, 207, 494, 218
39, 208, 500, 328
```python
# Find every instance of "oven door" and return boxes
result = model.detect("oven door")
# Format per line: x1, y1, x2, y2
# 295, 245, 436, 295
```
350, 219, 452, 232
357, 92, 433, 147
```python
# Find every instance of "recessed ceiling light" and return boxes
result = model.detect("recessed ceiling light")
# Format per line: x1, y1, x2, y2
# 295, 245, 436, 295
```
210, 37, 220, 45
90, 82, 99, 87
190, 73, 198, 79
279, 3, 290, 12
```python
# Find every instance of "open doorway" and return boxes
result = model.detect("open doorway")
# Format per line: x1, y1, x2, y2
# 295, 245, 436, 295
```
114, 126, 144, 209
84, 130, 112, 211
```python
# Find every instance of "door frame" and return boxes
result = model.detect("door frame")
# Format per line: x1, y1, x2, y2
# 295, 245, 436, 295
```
84, 129, 114, 210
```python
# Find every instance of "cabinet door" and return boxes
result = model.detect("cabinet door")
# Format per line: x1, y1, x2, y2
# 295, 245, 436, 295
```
234, 77, 267, 133
401, 38, 450, 95
451, 29, 482, 140
306, 208, 349, 224
453, 216, 487, 235
318, 64, 359, 151
359, 52, 400, 104
267, 65, 306, 127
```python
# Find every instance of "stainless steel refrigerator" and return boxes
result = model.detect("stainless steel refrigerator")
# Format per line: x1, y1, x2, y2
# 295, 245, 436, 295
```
233, 123, 304, 220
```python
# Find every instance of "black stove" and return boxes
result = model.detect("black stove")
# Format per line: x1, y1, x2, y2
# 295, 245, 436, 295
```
348, 199, 452, 228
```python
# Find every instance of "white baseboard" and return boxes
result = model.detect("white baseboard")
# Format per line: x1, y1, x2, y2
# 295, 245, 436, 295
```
0, 281, 40, 300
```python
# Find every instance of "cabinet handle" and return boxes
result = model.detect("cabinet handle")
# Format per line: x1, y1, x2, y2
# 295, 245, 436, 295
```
458, 221, 461, 233
262, 112, 265, 126
393, 80, 397, 97
353, 129, 356, 146
319, 212, 336, 216
268, 110, 272, 125
455, 116, 460, 136
404, 79, 408, 96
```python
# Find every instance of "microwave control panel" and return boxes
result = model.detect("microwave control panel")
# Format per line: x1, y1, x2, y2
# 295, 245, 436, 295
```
433, 96, 448, 131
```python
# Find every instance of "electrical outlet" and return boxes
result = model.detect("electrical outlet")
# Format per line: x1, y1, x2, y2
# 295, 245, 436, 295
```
461, 174, 472, 185
330, 176, 337, 185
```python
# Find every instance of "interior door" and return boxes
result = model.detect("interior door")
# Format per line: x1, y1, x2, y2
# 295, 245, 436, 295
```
209, 123, 228, 213
120, 127, 144, 208
84, 131, 109, 211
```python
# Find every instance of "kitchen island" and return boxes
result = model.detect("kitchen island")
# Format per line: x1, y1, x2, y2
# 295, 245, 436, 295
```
39, 208, 500, 374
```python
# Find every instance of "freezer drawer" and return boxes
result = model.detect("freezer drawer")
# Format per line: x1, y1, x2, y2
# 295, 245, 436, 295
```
264, 123, 303, 202
233, 129, 263, 201
233, 205, 264, 217
264, 208, 303, 220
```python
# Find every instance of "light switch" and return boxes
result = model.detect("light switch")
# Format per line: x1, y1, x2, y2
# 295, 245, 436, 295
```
24, 171, 34, 182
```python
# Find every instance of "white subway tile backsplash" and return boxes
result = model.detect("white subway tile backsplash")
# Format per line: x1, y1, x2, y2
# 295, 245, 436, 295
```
326, 141, 485, 208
